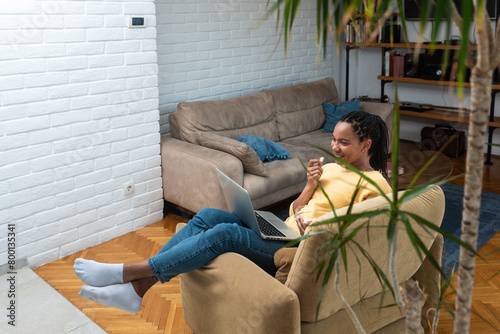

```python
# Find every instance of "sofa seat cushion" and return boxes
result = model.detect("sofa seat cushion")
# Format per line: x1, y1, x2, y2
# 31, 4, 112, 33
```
243, 157, 306, 200
243, 142, 330, 201
174, 91, 279, 143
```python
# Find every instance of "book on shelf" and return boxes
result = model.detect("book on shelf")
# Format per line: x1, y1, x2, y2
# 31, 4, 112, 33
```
389, 53, 395, 77
383, 51, 405, 78
345, 18, 367, 44
393, 54, 405, 77
384, 51, 390, 76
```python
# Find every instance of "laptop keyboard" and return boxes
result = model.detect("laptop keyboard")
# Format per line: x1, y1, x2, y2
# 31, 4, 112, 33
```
254, 212, 286, 237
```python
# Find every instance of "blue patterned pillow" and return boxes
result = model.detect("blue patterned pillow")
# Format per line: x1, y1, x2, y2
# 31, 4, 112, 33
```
235, 135, 290, 162
322, 98, 361, 133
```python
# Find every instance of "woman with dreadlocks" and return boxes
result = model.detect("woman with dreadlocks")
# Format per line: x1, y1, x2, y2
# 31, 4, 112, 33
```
290, 110, 392, 235
73, 110, 392, 314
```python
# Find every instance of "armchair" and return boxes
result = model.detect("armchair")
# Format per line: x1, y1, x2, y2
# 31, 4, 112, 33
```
178, 186, 445, 334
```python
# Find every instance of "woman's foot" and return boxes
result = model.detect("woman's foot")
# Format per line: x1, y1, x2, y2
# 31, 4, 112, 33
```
78, 282, 142, 314
73, 258, 123, 287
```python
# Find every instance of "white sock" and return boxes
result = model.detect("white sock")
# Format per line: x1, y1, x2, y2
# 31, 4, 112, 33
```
78, 282, 142, 314
73, 258, 123, 287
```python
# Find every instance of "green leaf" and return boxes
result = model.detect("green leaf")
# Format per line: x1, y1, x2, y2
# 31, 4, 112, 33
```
403, 211, 482, 261
400, 212, 446, 277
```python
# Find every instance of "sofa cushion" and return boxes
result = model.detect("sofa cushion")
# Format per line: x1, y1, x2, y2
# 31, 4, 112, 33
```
265, 77, 340, 141
195, 132, 268, 177
243, 142, 327, 201
235, 135, 290, 162
174, 91, 279, 143
322, 98, 361, 133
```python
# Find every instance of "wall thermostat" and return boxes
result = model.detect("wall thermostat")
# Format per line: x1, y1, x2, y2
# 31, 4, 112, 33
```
129, 17, 146, 27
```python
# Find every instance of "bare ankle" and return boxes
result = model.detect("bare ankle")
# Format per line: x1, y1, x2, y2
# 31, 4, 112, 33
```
123, 261, 153, 283
131, 277, 157, 297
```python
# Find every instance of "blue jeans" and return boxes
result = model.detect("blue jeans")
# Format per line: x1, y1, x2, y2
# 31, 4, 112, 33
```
148, 208, 288, 283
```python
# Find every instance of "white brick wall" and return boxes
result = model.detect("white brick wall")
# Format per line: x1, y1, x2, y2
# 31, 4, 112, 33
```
156, 0, 339, 135
0, 0, 163, 268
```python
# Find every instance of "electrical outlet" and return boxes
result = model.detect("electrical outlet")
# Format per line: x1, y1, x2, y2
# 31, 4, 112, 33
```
123, 181, 135, 195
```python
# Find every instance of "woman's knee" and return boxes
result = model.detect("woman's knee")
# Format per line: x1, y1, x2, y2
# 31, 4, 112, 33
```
194, 208, 238, 227
195, 208, 216, 218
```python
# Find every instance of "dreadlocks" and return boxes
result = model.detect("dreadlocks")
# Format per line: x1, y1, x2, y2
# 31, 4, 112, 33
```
339, 111, 390, 183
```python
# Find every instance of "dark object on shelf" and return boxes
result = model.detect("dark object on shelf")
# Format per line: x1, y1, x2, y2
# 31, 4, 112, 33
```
420, 48, 472, 82
380, 24, 401, 43
400, 101, 425, 112
420, 124, 466, 158
358, 95, 389, 103
404, 52, 423, 78
421, 50, 450, 80
400, 102, 471, 113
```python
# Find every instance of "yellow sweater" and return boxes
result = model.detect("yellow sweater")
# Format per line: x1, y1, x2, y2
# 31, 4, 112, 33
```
285, 163, 392, 232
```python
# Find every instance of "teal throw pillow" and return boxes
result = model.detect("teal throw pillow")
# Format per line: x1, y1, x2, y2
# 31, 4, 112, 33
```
235, 135, 290, 162
322, 98, 361, 133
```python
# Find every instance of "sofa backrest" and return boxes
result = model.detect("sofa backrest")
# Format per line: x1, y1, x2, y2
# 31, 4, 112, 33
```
285, 186, 445, 322
169, 77, 341, 144
170, 91, 279, 143
265, 77, 340, 141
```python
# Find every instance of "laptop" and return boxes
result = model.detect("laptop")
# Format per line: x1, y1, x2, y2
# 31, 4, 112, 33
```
216, 169, 301, 241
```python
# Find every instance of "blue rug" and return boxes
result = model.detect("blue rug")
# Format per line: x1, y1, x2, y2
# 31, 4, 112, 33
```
440, 183, 500, 273
271, 183, 500, 274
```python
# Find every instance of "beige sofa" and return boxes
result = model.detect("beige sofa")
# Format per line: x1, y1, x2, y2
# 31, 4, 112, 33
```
162, 77, 394, 213
178, 186, 445, 334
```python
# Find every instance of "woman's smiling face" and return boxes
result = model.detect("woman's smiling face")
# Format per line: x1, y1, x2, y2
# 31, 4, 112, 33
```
330, 121, 372, 169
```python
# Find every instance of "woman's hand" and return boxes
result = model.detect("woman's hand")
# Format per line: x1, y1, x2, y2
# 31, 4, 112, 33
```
295, 216, 313, 236
292, 158, 324, 213
306, 158, 323, 187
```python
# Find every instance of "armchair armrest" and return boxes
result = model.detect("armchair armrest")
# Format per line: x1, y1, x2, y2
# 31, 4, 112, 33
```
160, 136, 244, 213
180, 252, 301, 334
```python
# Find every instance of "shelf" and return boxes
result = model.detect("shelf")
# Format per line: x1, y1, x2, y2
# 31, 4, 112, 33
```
344, 42, 478, 51
399, 108, 500, 128
378, 76, 500, 90
343, 36, 499, 164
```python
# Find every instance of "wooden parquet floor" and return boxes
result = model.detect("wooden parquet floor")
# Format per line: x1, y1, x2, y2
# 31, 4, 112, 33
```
436, 231, 500, 334
34, 212, 193, 334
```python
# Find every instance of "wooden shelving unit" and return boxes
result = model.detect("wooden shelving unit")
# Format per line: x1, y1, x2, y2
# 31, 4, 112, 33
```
344, 42, 499, 164
399, 108, 500, 129
377, 75, 500, 90
344, 42, 479, 51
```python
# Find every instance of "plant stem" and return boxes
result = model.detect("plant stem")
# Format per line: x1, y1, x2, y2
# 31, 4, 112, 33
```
335, 256, 367, 334
390, 222, 406, 308
431, 307, 440, 334
402, 280, 426, 334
